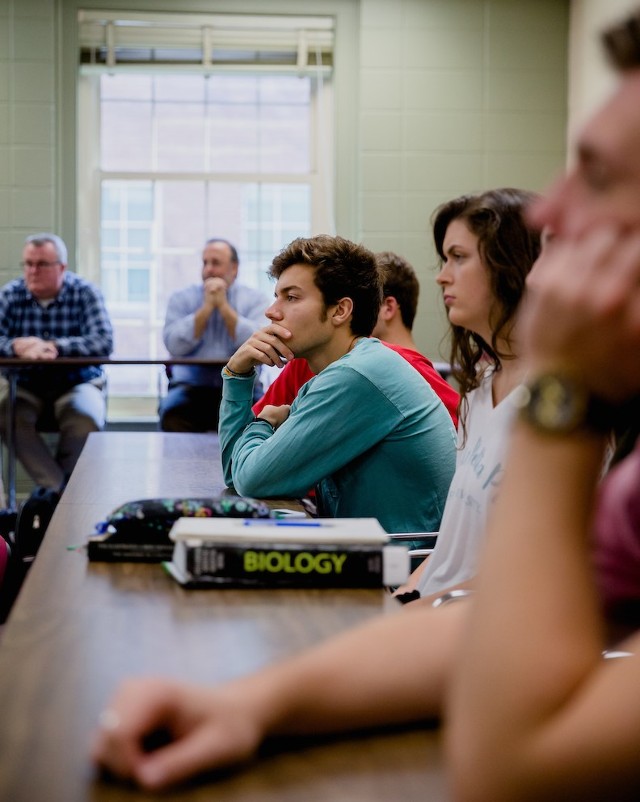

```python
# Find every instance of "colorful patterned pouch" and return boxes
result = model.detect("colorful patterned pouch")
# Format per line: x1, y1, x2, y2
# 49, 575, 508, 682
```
93, 496, 272, 544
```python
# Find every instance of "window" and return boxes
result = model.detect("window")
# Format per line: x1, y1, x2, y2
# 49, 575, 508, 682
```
77, 11, 335, 406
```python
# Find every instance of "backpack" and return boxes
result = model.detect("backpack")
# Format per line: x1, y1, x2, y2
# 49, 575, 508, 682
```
13, 486, 60, 565
0, 487, 60, 623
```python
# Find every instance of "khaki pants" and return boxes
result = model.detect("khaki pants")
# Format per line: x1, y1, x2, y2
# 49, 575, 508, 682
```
0, 377, 107, 491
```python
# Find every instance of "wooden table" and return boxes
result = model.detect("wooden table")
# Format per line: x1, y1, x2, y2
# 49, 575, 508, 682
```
0, 357, 226, 509
0, 432, 447, 802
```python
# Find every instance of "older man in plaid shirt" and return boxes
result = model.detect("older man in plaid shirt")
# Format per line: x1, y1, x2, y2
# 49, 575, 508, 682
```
0, 233, 113, 491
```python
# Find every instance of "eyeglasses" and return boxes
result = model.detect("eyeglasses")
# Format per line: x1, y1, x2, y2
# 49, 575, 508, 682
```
20, 260, 61, 270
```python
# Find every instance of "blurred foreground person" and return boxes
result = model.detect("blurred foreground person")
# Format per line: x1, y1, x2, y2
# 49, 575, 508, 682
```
448, 9, 640, 801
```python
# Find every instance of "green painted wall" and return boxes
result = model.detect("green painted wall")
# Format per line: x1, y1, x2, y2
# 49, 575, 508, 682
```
0, 0, 569, 362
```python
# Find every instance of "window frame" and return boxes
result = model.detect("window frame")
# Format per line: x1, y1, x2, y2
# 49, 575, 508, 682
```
77, 49, 335, 404
59, 1, 358, 415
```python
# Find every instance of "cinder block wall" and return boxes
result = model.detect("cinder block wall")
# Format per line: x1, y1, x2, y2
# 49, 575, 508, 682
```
0, 0, 59, 282
0, 0, 571, 499
1, 0, 569, 360
358, 0, 569, 360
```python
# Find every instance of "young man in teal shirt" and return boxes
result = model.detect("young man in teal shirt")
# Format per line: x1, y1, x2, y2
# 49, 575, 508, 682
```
219, 234, 455, 539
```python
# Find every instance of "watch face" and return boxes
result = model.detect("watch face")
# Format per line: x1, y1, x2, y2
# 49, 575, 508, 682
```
517, 373, 615, 435
526, 374, 588, 432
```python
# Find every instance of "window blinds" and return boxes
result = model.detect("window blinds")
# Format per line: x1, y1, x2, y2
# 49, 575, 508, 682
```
78, 9, 334, 74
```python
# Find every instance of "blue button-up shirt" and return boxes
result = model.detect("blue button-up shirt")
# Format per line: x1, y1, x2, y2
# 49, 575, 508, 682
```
163, 281, 270, 388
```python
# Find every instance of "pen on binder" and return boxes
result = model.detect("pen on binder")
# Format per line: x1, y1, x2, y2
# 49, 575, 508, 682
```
243, 519, 324, 527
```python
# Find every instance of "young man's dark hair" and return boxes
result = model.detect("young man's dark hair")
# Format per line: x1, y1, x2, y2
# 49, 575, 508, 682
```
269, 235, 382, 337
375, 251, 419, 330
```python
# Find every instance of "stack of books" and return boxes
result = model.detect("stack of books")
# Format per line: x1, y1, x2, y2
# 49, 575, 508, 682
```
164, 517, 409, 589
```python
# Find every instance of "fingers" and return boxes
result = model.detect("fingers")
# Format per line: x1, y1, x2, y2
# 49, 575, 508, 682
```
13, 337, 43, 356
257, 404, 291, 429
600, 227, 640, 308
132, 711, 258, 791
523, 224, 640, 400
257, 326, 294, 366
233, 326, 294, 371
33, 342, 58, 359
92, 679, 263, 792
531, 225, 640, 308
12, 337, 57, 359
91, 678, 179, 784
204, 276, 227, 292
203, 277, 229, 310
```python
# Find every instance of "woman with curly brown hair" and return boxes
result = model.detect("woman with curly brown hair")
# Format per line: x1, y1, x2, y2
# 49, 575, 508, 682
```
409, 187, 540, 597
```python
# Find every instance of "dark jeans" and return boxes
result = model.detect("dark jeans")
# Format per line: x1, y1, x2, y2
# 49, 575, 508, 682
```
158, 383, 223, 433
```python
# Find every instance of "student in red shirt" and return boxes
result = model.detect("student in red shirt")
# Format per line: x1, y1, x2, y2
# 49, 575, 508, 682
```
253, 251, 459, 426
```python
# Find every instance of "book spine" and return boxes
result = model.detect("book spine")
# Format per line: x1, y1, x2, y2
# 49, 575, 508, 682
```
87, 541, 174, 563
173, 542, 408, 588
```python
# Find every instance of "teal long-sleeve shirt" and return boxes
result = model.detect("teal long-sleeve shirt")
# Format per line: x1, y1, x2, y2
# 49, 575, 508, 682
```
219, 338, 456, 536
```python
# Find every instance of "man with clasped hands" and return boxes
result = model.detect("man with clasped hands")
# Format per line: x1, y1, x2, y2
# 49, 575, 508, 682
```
160, 238, 270, 432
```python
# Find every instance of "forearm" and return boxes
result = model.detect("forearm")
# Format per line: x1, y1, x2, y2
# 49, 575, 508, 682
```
217, 301, 238, 340
229, 430, 323, 498
219, 373, 258, 487
55, 331, 113, 356
193, 306, 213, 340
0, 328, 17, 356
244, 601, 467, 737
92, 599, 468, 792
447, 421, 608, 801
228, 368, 401, 498
0, 340, 14, 356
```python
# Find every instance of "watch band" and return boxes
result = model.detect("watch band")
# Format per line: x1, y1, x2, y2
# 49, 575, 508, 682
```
249, 416, 276, 433
222, 364, 255, 379
514, 373, 616, 435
